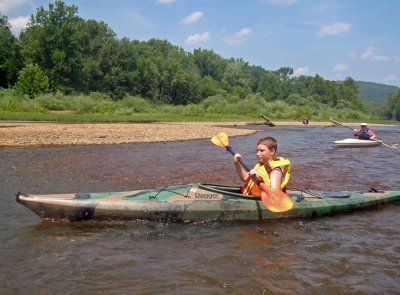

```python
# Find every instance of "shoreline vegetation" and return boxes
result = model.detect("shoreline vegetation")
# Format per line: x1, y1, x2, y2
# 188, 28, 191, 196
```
0, 120, 395, 148
1, 89, 399, 143
2, 0, 400, 149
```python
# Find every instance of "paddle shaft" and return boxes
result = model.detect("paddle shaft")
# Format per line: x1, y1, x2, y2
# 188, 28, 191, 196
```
225, 146, 262, 185
330, 119, 354, 131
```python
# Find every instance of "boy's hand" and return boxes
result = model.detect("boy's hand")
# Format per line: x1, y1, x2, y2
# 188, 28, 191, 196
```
249, 169, 258, 178
234, 153, 242, 162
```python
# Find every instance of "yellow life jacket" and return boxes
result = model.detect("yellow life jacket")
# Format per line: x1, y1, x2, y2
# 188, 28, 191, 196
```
241, 157, 291, 197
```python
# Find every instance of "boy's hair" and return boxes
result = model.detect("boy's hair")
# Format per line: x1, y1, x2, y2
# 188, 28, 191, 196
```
257, 137, 278, 153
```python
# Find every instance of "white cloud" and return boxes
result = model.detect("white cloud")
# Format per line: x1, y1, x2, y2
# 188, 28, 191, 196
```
185, 32, 210, 45
332, 63, 349, 73
157, 0, 176, 4
394, 56, 400, 62
0, 0, 31, 14
361, 46, 374, 60
361, 46, 391, 62
347, 51, 357, 60
126, 9, 154, 29
294, 66, 310, 76
223, 28, 252, 45
263, 0, 298, 6
9, 15, 29, 35
371, 55, 391, 62
181, 11, 203, 25
317, 22, 351, 37
384, 74, 398, 83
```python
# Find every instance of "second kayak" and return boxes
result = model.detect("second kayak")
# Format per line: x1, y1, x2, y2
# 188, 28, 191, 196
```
333, 138, 381, 148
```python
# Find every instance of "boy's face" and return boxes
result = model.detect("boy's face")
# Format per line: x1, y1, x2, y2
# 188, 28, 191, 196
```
256, 143, 275, 164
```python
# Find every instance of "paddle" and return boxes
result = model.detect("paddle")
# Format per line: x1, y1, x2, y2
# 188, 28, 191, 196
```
329, 118, 398, 149
211, 132, 294, 212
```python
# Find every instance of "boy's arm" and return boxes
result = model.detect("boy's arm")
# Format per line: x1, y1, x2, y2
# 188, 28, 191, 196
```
234, 154, 249, 181
269, 169, 283, 191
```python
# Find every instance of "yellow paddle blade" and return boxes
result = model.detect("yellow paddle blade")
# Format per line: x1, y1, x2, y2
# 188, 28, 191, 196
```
211, 132, 229, 148
260, 184, 294, 212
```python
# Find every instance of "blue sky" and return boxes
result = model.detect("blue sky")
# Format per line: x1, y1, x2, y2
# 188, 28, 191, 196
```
2, 0, 400, 87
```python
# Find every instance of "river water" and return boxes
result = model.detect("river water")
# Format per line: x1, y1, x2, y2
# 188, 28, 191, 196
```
1, 124, 399, 294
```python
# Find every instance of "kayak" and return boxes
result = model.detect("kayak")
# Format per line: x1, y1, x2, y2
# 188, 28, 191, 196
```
333, 138, 381, 148
16, 183, 400, 222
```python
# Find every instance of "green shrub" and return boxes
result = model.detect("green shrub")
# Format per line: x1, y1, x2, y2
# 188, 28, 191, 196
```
36, 96, 67, 110
118, 96, 153, 113
6, 98, 14, 111
263, 100, 290, 114
157, 104, 186, 115
14, 64, 49, 99
184, 104, 205, 116
201, 95, 228, 114
294, 106, 313, 120
227, 96, 262, 115
97, 100, 116, 114
88, 92, 112, 101
73, 97, 98, 113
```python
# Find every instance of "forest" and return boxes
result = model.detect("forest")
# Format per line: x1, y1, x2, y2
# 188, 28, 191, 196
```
1, 0, 400, 122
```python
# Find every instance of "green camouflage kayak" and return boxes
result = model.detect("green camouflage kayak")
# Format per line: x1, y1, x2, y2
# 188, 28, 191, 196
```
16, 183, 400, 222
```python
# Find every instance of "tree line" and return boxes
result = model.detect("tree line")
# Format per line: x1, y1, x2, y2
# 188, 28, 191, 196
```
1, 0, 399, 120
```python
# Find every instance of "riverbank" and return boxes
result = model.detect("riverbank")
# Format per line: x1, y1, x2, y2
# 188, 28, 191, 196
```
0, 120, 370, 148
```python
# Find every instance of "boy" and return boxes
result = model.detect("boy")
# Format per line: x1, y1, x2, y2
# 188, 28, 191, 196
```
233, 137, 290, 197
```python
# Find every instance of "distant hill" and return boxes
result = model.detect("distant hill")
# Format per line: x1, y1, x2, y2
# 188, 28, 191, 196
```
356, 81, 400, 105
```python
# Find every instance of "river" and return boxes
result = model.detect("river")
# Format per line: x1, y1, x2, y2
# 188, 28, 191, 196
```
1, 124, 399, 294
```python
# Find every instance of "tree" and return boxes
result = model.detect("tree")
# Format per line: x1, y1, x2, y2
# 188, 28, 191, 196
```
15, 64, 49, 99
291, 75, 313, 95
274, 66, 293, 81
257, 72, 281, 101
309, 74, 326, 97
169, 69, 201, 104
192, 48, 227, 81
340, 77, 362, 109
80, 19, 117, 93
247, 65, 267, 93
221, 61, 252, 92
19, 1, 85, 93
199, 75, 218, 99
383, 91, 400, 121
295, 105, 313, 121
0, 14, 23, 87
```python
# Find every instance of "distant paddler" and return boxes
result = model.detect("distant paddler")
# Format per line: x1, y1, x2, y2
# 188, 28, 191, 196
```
353, 123, 376, 140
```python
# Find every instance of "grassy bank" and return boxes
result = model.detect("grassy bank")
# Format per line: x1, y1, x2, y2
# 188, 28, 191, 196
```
0, 111, 251, 123
1, 89, 396, 124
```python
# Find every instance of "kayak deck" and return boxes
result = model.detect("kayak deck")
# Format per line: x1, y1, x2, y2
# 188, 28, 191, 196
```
16, 183, 400, 222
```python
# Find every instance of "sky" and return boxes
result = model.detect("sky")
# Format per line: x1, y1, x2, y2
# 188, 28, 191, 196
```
1, 0, 400, 87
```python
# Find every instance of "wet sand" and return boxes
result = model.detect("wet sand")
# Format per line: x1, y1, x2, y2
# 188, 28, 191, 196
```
0, 120, 347, 148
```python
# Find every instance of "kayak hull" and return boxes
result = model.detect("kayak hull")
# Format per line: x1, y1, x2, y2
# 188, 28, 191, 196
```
333, 138, 381, 148
16, 183, 400, 222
